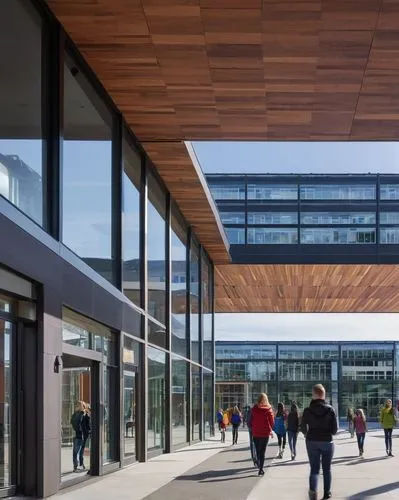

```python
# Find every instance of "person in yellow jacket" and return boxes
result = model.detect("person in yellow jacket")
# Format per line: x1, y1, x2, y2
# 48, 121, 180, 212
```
380, 399, 396, 457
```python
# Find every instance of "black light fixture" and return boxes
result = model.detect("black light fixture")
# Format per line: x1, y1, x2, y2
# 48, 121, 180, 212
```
54, 355, 61, 374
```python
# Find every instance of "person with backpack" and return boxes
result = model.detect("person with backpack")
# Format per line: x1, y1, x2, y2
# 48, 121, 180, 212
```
216, 408, 224, 432
231, 406, 242, 445
353, 408, 367, 457
251, 393, 275, 476
71, 401, 86, 472
380, 399, 396, 457
287, 402, 300, 460
273, 402, 287, 458
301, 384, 338, 500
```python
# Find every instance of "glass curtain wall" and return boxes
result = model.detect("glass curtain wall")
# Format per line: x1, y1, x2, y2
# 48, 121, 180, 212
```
122, 136, 141, 308
202, 257, 213, 369
191, 365, 201, 441
0, 0, 44, 226
190, 243, 200, 363
203, 370, 213, 438
171, 355, 188, 446
147, 347, 166, 451
123, 336, 140, 460
62, 52, 114, 283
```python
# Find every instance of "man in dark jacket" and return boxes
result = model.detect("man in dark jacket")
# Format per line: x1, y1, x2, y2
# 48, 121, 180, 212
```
301, 384, 338, 500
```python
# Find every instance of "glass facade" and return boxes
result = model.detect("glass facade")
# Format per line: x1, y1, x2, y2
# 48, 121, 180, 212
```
301, 228, 376, 244
0, 1, 44, 227
191, 365, 201, 441
248, 184, 297, 200
300, 185, 376, 200
301, 212, 376, 225
209, 183, 245, 200
248, 227, 298, 244
171, 355, 187, 447
202, 256, 213, 369
380, 212, 399, 224
380, 184, 399, 200
248, 212, 298, 225
190, 243, 200, 362
380, 228, 399, 244
216, 342, 396, 421
220, 211, 245, 224
148, 347, 166, 451
225, 227, 245, 245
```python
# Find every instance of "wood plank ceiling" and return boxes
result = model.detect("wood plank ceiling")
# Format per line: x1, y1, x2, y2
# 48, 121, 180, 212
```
48, 0, 399, 141
215, 264, 399, 312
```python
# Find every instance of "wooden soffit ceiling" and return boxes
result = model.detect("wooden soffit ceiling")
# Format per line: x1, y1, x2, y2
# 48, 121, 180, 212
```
215, 264, 399, 313
48, 0, 399, 141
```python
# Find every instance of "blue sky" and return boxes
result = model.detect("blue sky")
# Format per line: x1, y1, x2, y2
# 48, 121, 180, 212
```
193, 141, 399, 174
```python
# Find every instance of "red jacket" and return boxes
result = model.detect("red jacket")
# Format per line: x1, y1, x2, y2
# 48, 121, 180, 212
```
251, 404, 275, 438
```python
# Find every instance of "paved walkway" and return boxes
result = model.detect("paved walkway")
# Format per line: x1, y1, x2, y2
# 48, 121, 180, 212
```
52, 429, 399, 500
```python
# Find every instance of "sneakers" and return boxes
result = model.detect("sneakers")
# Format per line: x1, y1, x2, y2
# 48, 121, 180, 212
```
322, 493, 332, 499
389, 450, 394, 457
308, 490, 318, 500
258, 469, 265, 476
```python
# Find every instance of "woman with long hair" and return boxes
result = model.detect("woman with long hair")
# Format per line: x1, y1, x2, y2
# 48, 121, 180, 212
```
273, 402, 287, 459
380, 399, 396, 456
231, 406, 242, 445
287, 402, 300, 460
251, 393, 275, 476
353, 408, 367, 457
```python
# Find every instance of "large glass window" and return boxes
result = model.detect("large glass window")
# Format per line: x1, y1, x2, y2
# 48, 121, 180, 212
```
380, 228, 399, 244
171, 355, 188, 446
248, 212, 298, 225
248, 184, 297, 200
301, 212, 376, 225
62, 53, 113, 282
192, 365, 201, 441
202, 256, 213, 369
248, 227, 298, 244
148, 347, 165, 451
300, 184, 376, 200
220, 211, 245, 224
0, 1, 43, 226
279, 345, 339, 360
279, 361, 332, 381
103, 336, 118, 465
225, 228, 245, 245
147, 171, 166, 325
190, 243, 200, 363
341, 382, 392, 419
171, 210, 187, 357
380, 212, 399, 224
216, 344, 276, 360
123, 336, 140, 459
380, 184, 399, 200
0, 319, 12, 488
301, 227, 375, 244
122, 137, 141, 307
209, 183, 245, 200
203, 370, 213, 439
216, 361, 276, 381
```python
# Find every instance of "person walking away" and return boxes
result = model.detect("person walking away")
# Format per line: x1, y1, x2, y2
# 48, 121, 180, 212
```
231, 406, 242, 445
353, 409, 367, 457
216, 408, 224, 432
80, 403, 91, 470
273, 402, 287, 458
71, 401, 85, 472
287, 402, 300, 460
380, 399, 396, 457
251, 393, 275, 476
246, 405, 257, 466
301, 384, 338, 500
347, 408, 355, 438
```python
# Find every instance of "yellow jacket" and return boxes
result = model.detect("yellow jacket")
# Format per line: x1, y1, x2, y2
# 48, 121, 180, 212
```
380, 407, 396, 429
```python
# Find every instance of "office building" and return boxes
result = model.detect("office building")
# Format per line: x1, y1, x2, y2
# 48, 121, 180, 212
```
216, 341, 397, 420
0, 1, 217, 497
207, 174, 399, 264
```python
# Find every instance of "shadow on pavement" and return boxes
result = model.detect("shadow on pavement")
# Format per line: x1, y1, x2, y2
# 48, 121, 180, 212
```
175, 466, 257, 483
348, 481, 399, 499
345, 456, 389, 465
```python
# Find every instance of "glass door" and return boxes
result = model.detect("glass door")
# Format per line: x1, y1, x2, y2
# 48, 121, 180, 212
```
123, 370, 136, 458
0, 318, 13, 490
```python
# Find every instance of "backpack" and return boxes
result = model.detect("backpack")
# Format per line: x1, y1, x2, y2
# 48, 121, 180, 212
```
231, 413, 241, 425
217, 411, 223, 423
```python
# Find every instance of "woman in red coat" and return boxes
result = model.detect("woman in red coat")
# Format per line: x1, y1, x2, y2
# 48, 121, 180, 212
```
251, 393, 275, 476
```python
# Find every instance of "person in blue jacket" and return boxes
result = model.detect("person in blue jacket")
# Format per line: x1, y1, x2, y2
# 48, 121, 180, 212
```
231, 406, 242, 445
273, 402, 287, 458
216, 408, 224, 431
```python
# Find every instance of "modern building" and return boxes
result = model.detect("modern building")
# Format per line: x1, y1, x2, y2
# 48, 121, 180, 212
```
207, 174, 399, 264
216, 341, 398, 420
0, 1, 225, 498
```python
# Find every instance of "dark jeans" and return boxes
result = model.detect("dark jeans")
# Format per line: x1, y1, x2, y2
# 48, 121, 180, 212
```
79, 437, 88, 466
73, 437, 83, 469
287, 430, 298, 455
306, 440, 334, 494
248, 429, 257, 462
384, 428, 393, 452
232, 424, 239, 444
276, 432, 286, 449
253, 436, 269, 471
356, 433, 365, 451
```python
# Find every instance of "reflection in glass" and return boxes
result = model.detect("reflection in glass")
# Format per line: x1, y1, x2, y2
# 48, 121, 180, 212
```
248, 184, 297, 200
62, 53, 113, 282
220, 212, 245, 224
122, 138, 141, 307
301, 227, 375, 244
225, 228, 245, 245
147, 172, 166, 325
216, 344, 276, 360
300, 184, 375, 200
202, 257, 213, 369
192, 365, 201, 441
301, 212, 376, 225
203, 370, 213, 438
190, 244, 200, 362
123, 336, 139, 458
278, 345, 339, 360
209, 183, 245, 200
248, 228, 298, 244
380, 212, 399, 224
148, 347, 165, 451
380, 228, 399, 244
103, 362, 118, 464
279, 382, 332, 411
341, 382, 392, 418
380, 184, 399, 200
172, 356, 187, 446
0, 1, 43, 225
0, 320, 12, 487
171, 209, 187, 356
248, 212, 298, 225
